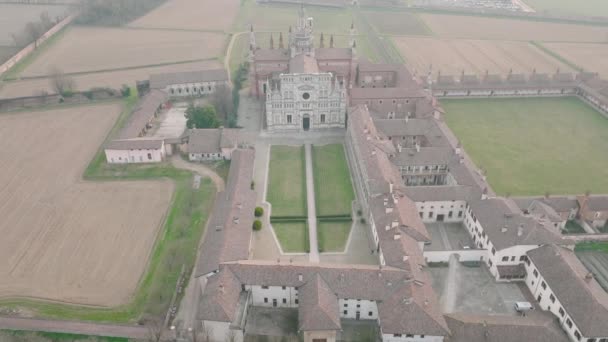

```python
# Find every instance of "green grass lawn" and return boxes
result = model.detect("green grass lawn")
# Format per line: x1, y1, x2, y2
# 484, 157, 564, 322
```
272, 222, 309, 253
267, 145, 307, 217
443, 97, 608, 196
577, 241, 608, 253
312, 144, 355, 216
523, 0, 608, 18
1, 330, 129, 342
318, 221, 352, 252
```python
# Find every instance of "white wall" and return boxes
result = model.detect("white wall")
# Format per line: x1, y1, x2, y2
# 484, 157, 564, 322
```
247, 285, 299, 308
339, 298, 378, 320
415, 200, 466, 223
105, 147, 164, 164
189, 152, 225, 161
164, 80, 225, 97
382, 333, 444, 342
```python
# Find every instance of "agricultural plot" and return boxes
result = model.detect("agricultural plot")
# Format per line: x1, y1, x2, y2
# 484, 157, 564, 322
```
394, 37, 573, 77
19, 27, 224, 77
0, 4, 70, 45
419, 13, 608, 42
0, 60, 222, 99
363, 10, 432, 35
312, 144, 355, 217
128, 0, 240, 32
544, 43, 608, 78
267, 146, 307, 217
523, 0, 608, 18
234, 0, 352, 34
443, 97, 608, 196
0, 104, 174, 306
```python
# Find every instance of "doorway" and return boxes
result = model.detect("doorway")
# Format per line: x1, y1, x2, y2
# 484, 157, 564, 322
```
303, 116, 310, 131
272, 299, 277, 307
437, 214, 445, 222
356, 311, 360, 320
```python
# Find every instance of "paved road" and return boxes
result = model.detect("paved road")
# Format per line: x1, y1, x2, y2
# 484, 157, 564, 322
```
171, 156, 225, 192
0, 316, 149, 339
304, 144, 320, 263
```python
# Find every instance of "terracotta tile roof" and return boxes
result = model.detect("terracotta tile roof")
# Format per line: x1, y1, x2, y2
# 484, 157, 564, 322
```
393, 147, 455, 166
298, 274, 341, 331
289, 54, 320, 74
527, 244, 608, 337
315, 48, 352, 60
187, 128, 239, 154
404, 185, 477, 202
445, 312, 570, 342
578, 195, 608, 212
350, 87, 426, 100
469, 198, 566, 250
198, 267, 243, 322
195, 149, 256, 277
118, 89, 167, 139
254, 48, 290, 61
106, 138, 163, 150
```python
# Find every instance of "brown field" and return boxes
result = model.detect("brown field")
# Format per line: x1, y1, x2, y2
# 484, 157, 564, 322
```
394, 37, 574, 76
0, 60, 222, 99
128, 0, 240, 31
420, 14, 608, 42
544, 43, 608, 78
0, 104, 174, 306
20, 27, 225, 77
0, 4, 70, 45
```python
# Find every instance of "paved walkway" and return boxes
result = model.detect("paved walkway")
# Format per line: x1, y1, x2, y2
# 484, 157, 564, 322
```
304, 144, 319, 263
170, 156, 225, 192
0, 317, 148, 339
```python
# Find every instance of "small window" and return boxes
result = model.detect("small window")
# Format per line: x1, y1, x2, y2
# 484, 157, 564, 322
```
264, 297, 268, 303
393, 334, 402, 338
343, 310, 347, 315
533, 269, 539, 278
550, 294, 555, 303
147, 153, 152, 160
429, 212, 433, 218
344, 303, 348, 307
541, 281, 547, 290
458, 211, 463, 218
559, 307, 565, 317
406, 335, 413, 338
282, 286, 286, 290
574, 330, 581, 341
566, 319, 572, 328
492, 248, 496, 255
368, 311, 373, 317
287, 115, 292, 124
502, 256, 509, 262
321, 114, 326, 123
295, 299, 299, 304
282, 298, 287, 304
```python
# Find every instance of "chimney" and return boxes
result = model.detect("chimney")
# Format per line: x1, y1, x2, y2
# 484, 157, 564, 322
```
517, 224, 524, 237
397, 143, 402, 153
298, 273, 303, 282
385, 207, 394, 214
385, 225, 390, 231
394, 233, 401, 240
403, 255, 409, 262
389, 181, 394, 194
392, 220, 399, 228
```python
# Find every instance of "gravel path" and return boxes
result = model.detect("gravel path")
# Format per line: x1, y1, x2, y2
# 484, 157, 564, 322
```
170, 156, 225, 192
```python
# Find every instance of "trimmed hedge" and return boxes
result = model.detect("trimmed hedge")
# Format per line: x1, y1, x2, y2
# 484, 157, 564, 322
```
318, 217, 353, 223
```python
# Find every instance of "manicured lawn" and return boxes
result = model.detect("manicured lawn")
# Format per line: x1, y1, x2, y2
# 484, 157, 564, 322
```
267, 145, 307, 217
272, 222, 309, 253
564, 220, 586, 234
312, 144, 355, 216
443, 97, 608, 196
318, 221, 352, 253
523, 0, 608, 18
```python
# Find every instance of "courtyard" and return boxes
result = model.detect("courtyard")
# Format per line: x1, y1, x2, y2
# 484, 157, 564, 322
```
443, 97, 608, 196
429, 262, 529, 315
425, 222, 475, 251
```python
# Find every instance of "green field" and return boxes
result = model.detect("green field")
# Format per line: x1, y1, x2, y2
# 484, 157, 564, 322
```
443, 97, 608, 196
523, 0, 608, 18
272, 222, 309, 253
318, 221, 352, 252
1, 330, 129, 342
312, 144, 355, 216
267, 145, 307, 217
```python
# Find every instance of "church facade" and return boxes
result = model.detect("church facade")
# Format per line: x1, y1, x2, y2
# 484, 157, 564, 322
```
249, 5, 354, 132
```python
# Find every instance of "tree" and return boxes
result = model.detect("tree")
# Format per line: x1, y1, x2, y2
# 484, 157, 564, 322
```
145, 317, 164, 342
253, 220, 262, 231
25, 21, 43, 48
185, 105, 220, 129
49, 66, 75, 96
254, 207, 264, 217
210, 84, 234, 123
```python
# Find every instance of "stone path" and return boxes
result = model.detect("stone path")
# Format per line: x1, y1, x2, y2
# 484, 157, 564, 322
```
304, 144, 320, 263
170, 156, 225, 192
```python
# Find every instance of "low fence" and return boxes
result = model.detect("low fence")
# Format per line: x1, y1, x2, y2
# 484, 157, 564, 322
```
0, 88, 121, 112
423, 249, 486, 263
0, 14, 75, 78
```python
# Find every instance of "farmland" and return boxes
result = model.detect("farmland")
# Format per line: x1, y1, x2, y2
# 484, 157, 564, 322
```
394, 37, 573, 77
543, 43, 608, 78
128, 0, 240, 32
18, 27, 224, 77
443, 97, 608, 196
419, 14, 608, 42
523, 0, 608, 18
0, 103, 174, 307
0, 60, 222, 99
363, 10, 432, 35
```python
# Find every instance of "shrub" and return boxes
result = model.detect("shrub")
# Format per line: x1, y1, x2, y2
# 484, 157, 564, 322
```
254, 207, 264, 217
250, 181, 255, 190
253, 220, 262, 231
360, 218, 366, 224
357, 209, 363, 217
121, 84, 131, 97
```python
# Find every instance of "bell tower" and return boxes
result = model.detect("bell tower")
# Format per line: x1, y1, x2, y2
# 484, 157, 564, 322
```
290, 3, 315, 58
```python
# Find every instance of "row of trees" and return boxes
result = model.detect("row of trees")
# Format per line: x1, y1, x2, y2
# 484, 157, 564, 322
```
75, 0, 166, 26
11, 11, 60, 49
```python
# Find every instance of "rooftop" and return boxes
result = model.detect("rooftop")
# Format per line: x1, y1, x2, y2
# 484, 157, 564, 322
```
149, 69, 228, 89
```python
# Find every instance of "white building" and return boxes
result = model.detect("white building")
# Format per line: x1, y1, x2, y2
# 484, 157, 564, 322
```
149, 69, 229, 98
104, 139, 165, 164
525, 244, 608, 342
